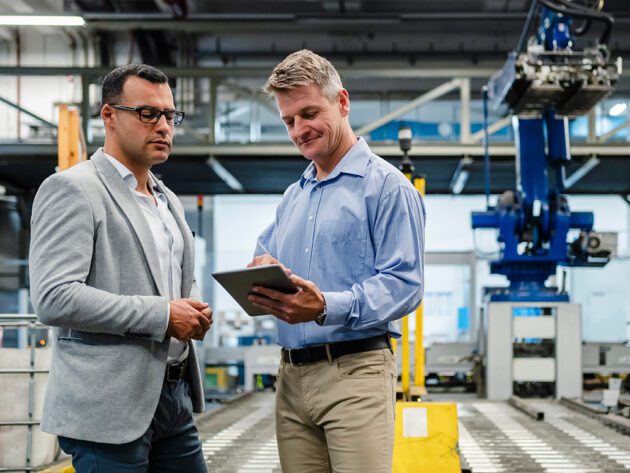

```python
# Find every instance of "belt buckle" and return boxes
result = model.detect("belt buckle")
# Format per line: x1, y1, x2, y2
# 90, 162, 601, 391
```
288, 349, 295, 366
166, 362, 184, 382
287, 349, 302, 366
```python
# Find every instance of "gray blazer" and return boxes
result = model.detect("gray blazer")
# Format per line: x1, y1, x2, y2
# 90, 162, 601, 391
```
29, 149, 205, 444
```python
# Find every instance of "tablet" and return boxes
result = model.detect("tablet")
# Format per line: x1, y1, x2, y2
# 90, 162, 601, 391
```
212, 264, 298, 316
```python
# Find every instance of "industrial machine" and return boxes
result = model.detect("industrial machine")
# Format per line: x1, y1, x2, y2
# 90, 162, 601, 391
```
472, 0, 620, 400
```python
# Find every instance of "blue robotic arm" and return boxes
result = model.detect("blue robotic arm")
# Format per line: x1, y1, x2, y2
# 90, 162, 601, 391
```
472, 0, 619, 301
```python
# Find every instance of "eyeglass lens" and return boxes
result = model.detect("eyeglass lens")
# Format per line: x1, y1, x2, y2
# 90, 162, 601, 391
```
138, 107, 183, 125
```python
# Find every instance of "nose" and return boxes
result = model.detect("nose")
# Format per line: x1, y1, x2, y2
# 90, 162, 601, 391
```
292, 117, 309, 140
154, 113, 172, 135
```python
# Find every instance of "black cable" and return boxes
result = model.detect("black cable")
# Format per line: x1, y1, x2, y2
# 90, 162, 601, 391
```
571, 1, 593, 36
569, 0, 598, 35
482, 86, 491, 209
559, 1, 612, 44
555, 0, 603, 13
545, 0, 615, 41
573, 18, 592, 36
538, 0, 614, 45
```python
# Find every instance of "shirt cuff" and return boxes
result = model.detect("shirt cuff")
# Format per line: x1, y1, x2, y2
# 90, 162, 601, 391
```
321, 291, 352, 326
162, 301, 171, 339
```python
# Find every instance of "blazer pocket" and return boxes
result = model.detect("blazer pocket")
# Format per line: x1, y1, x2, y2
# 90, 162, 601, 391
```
57, 336, 107, 346
56, 337, 115, 363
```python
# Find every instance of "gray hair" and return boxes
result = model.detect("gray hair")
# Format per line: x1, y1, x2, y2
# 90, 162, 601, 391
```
263, 49, 343, 101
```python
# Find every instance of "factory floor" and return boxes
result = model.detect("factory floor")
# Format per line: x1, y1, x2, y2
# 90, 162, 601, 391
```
457, 397, 630, 472
198, 393, 281, 473
197, 391, 630, 473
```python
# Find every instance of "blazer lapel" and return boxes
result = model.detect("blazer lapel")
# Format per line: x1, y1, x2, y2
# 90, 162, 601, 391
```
90, 150, 168, 297
155, 177, 194, 298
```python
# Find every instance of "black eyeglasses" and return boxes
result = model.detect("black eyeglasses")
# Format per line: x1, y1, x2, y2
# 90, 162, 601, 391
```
109, 104, 185, 126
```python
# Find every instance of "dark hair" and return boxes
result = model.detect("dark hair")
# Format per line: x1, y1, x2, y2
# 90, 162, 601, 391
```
101, 64, 169, 105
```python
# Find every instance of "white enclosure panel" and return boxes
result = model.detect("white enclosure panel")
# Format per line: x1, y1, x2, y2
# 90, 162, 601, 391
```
513, 358, 556, 382
513, 316, 556, 339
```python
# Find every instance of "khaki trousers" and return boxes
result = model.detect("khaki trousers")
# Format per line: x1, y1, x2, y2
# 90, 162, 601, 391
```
275, 347, 397, 473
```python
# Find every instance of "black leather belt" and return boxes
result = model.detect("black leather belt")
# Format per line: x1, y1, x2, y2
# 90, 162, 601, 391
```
281, 335, 391, 366
164, 358, 188, 383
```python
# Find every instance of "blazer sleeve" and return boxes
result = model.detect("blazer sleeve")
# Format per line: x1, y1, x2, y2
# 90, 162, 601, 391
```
29, 172, 170, 342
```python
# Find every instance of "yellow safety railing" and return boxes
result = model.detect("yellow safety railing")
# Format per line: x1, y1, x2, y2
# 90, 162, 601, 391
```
399, 174, 426, 401
392, 169, 460, 473
411, 177, 426, 400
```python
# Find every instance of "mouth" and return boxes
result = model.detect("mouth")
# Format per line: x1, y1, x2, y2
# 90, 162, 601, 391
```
150, 140, 171, 148
298, 136, 318, 146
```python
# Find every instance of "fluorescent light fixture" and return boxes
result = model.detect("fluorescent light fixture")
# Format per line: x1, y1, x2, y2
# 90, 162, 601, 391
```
0, 15, 85, 27
450, 157, 474, 195
451, 170, 469, 195
609, 102, 627, 117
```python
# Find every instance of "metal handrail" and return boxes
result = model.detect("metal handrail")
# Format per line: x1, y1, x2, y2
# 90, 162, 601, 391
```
0, 314, 38, 321
0, 314, 50, 472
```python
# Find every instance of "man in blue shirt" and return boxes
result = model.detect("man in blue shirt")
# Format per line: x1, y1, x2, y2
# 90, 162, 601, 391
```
247, 49, 425, 472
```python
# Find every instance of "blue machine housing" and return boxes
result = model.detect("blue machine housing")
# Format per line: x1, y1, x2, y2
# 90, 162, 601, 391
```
537, 7, 574, 50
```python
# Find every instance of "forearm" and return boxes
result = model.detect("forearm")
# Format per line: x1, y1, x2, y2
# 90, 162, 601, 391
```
35, 281, 170, 341
323, 270, 423, 330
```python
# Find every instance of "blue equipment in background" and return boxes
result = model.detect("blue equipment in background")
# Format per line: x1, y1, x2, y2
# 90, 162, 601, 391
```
472, 0, 620, 302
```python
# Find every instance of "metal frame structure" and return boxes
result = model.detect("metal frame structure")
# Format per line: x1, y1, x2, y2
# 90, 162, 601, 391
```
0, 68, 626, 149
0, 64, 628, 195
484, 301, 582, 401
0, 314, 50, 473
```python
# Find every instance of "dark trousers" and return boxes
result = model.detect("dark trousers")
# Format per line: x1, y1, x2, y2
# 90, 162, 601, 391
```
59, 378, 207, 473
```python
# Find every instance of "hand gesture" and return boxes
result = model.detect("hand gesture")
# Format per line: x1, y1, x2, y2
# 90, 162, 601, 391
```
247, 254, 292, 276
167, 298, 213, 342
248, 275, 324, 324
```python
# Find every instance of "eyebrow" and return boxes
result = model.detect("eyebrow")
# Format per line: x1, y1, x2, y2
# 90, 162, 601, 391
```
138, 105, 177, 111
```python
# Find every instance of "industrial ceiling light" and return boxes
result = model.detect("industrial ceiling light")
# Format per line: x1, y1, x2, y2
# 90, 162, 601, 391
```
609, 102, 627, 116
0, 15, 85, 27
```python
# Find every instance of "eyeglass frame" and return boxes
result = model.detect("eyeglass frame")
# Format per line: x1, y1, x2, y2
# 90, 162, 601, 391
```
108, 104, 185, 126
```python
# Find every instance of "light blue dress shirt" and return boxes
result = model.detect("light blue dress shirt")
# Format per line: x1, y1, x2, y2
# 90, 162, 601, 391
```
255, 137, 426, 349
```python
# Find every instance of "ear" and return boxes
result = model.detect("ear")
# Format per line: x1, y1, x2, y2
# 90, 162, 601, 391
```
338, 89, 350, 118
101, 104, 114, 127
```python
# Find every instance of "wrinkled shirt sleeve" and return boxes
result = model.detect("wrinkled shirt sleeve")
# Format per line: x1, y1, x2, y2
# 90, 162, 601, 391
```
323, 184, 425, 330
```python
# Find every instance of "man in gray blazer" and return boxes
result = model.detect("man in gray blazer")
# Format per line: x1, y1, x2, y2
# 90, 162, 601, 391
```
30, 64, 211, 472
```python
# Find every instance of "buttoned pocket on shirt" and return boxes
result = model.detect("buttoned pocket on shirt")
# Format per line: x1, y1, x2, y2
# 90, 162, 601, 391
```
316, 220, 366, 280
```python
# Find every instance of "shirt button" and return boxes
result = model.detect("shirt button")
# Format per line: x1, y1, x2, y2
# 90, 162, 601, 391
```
305, 248, 310, 253
308, 216, 313, 221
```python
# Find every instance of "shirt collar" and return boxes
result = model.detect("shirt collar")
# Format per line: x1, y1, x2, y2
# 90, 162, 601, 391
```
102, 151, 163, 196
299, 137, 370, 188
